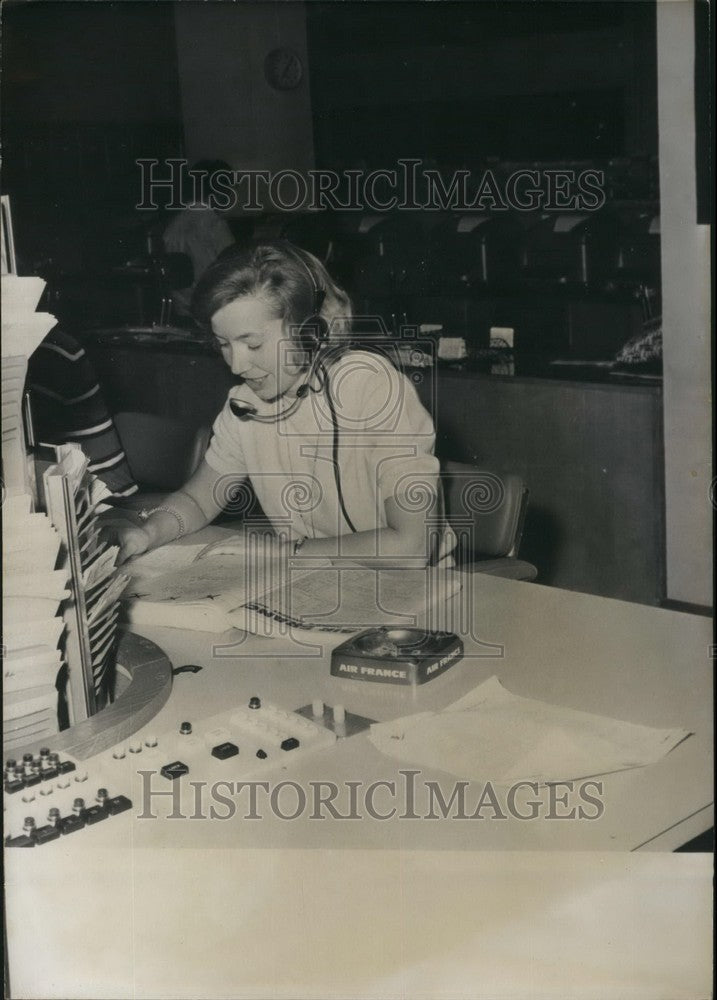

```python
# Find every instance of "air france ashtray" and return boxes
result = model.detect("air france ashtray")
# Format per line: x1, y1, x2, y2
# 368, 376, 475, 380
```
330, 627, 463, 685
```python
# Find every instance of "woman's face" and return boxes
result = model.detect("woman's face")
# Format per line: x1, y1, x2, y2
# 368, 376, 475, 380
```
211, 294, 304, 401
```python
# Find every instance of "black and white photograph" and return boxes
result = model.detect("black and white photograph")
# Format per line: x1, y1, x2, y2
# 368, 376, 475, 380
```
2, 1, 713, 997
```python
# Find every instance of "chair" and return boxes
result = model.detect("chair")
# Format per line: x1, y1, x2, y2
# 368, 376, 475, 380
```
113, 411, 211, 493
442, 460, 538, 580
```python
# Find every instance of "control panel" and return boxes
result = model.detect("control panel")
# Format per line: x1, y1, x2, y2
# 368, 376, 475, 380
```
4, 697, 371, 845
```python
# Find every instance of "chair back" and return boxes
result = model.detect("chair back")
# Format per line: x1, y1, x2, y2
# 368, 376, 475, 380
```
442, 461, 528, 562
114, 411, 210, 492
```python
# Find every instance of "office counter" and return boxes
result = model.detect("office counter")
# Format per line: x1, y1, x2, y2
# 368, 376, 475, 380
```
4, 574, 712, 998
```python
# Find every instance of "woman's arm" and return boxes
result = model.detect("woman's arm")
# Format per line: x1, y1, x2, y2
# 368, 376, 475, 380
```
115, 460, 244, 562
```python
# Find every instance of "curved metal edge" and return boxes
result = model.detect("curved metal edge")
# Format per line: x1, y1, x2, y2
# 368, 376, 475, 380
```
7, 631, 173, 762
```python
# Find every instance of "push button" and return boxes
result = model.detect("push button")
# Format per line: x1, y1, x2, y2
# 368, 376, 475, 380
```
160, 761, 189, 781
280, 738, 300, 752
106, 795, 132, 816
211, 742, 239, 760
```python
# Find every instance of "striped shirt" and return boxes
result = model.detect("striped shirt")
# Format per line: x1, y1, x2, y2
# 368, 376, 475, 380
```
27, 327, 138, 498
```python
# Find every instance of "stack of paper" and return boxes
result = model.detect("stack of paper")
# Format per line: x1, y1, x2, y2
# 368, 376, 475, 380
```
368, 676, 692, 784
1, 274, 57, 498
2, 494, 69, 753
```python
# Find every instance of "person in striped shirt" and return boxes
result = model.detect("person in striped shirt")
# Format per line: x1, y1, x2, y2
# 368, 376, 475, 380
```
27, 326, 138, 498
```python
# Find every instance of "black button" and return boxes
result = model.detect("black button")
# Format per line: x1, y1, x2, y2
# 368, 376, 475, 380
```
34, 825, 62, 845
58, 760, 76, 774
211, 742, 239, 760
5, 834, 36, 848
85, 805, 108, 825
280, 738, 300, 751
4, 778, 25, 794
40, 767, 59, 781
24, 774, 41, 787
248, 697, 261, 710
160, 761, 189, 780
106, 794, 133, 816
256, 749, 268, 759
59, 815, 86, 835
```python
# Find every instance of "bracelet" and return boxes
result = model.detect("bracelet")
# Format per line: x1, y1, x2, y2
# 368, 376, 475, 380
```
139, 505, 186, 539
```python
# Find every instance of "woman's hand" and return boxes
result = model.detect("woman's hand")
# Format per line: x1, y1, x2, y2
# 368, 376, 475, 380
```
113, 524, 151, 564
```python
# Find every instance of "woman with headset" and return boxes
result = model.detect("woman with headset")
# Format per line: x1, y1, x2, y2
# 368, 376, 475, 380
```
116, 242, 454, 568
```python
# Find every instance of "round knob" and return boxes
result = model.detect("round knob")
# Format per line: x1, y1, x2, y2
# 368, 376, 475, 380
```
248, 697, 261, 710
96, 788, 108, 803
22, 753, 33, 764
179, 722, 192, 735
40, 747, 50, 758
72, 798, 85, 814
5, 758, 17, 770
48, 807, 61, 824
23, 817, 36, 833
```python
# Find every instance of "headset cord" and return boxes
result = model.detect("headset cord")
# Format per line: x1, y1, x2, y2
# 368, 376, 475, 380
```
319, 363, 357, 534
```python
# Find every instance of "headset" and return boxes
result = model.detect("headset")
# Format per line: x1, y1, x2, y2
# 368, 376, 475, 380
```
228, 243, 357, 533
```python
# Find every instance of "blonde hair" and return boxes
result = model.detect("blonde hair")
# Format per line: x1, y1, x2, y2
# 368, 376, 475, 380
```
192, 241, 352, 345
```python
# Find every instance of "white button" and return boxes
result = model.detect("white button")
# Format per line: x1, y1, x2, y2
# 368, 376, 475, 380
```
312, 699, 324, 718
333, 704, 346, 724
112, 748, 126, 760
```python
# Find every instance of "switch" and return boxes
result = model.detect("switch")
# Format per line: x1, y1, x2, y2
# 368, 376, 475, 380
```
34, 825, 61, 845
85, 805, 108, 825
59, 814, 85, 835
58, 760, 76, 774
280, 737, 300, 752
248, 696, 261, 710
211, 742, 239, 760
160, 761, 189, 781
5, 834, 36, 848
106, 795, 132, 816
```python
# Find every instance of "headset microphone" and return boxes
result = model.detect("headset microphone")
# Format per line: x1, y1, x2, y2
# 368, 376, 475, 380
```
229, 400, 258, 420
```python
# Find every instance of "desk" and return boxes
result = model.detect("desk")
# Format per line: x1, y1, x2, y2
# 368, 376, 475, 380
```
5, 576, 713, 997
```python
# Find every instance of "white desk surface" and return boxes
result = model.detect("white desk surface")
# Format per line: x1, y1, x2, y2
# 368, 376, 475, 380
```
5, 574, 714, 998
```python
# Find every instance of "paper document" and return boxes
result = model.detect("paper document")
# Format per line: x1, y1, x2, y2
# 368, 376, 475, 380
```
369, 676, 692, 784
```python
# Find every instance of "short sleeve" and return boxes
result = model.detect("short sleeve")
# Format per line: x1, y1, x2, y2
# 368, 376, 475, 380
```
204, 396, 248, 477
332, 352, 440, 507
